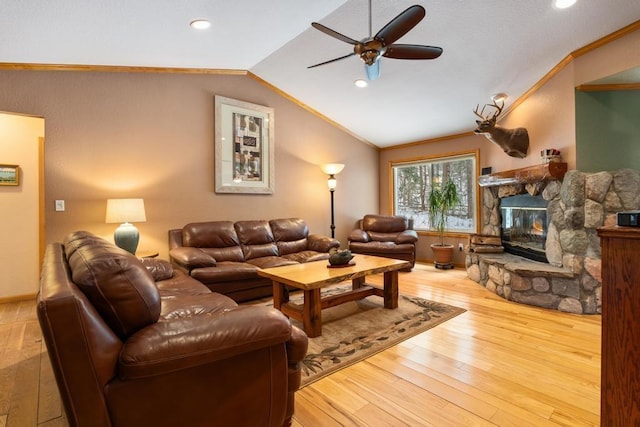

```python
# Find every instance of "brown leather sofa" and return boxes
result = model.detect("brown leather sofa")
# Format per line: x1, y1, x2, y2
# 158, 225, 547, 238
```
348, 214, 418, 271
37, 231, 308, 427
169, 218, 340, 302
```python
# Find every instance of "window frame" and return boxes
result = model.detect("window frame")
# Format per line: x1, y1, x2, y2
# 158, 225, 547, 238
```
389, 149, 480, 237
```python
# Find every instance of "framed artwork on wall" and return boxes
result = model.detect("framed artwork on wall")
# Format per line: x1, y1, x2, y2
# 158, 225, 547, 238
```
0, 164, 19, 186
214, 96, 275, 194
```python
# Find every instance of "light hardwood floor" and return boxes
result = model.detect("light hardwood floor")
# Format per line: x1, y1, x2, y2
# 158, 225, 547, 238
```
0, 264, 601, 426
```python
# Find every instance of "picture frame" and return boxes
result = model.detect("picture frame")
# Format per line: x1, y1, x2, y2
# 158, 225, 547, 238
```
214, 96, 275, 194
0, 164, 19, 186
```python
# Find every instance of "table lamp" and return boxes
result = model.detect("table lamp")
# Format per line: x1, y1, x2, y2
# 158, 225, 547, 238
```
105, 198, 147, 254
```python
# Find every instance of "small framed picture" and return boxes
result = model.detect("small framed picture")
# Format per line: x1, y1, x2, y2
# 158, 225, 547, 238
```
0, 164, 19, 186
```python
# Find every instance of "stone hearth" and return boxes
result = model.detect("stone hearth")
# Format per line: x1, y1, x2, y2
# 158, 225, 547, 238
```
466, 168, 640, 314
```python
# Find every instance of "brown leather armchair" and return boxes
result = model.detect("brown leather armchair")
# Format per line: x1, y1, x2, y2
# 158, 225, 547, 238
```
348, 214, 418, 271
37, 231, 307, 427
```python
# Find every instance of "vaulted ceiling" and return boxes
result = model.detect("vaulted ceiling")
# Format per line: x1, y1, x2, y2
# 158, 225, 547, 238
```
2, 1, 640, 147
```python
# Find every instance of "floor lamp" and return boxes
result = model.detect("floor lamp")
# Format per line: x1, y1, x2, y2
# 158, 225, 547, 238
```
320, 163, 345, 238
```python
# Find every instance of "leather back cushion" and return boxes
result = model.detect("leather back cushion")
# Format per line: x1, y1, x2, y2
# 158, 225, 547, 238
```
235, 220, 278, 260
270, 218, 308, 255
362, 215, 409, 234
200, 246, 245, 262
64, 232, 161, 340
182, 221, 239, 248
181, 221, 244, 261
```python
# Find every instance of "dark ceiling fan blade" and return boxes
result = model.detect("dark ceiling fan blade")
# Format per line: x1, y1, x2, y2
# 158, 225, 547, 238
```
374, 5, 425, 46
307, 52, 356, 69
384, 44, 443, 60
311, 22, 360, 45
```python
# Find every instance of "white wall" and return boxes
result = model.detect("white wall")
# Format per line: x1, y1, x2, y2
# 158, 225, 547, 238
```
0, 112, 44, 299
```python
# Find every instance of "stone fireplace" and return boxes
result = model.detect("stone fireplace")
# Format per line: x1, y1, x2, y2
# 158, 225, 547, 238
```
466, 165, 640, 314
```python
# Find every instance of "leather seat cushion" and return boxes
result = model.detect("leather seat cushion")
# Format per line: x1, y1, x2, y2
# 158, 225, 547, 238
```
160, 292, 237, 320
367, 231, 402, 242
349, 241, 415, 254
245, 256, 298, 269
190, 262, 260, 283
156, 270, 211, 297
281, 251, 330, 264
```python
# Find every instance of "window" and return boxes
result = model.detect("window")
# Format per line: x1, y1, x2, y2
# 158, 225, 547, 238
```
392, 151, 478, 233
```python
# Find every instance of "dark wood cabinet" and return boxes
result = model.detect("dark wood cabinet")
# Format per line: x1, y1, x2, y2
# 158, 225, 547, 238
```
597, 225, 640, 425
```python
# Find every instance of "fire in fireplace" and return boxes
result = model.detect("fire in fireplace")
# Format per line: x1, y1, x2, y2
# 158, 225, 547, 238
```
500, 194, 549, 263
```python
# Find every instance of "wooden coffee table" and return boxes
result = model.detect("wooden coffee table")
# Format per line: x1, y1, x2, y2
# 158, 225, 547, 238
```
257, 254, 411, 337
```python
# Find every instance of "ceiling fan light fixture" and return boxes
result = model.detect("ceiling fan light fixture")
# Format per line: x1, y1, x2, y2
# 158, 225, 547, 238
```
190, 19, 211, 30
361, 50, 379, 66
354, 79, 368, 88
491, 93, 508, 103
365, 62, 380, 81
553, 0, 577, 9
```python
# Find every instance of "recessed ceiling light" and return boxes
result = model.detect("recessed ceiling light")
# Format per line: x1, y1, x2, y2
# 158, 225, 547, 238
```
553, 0, 577, 9
190, 19, 211, 30
354, 79, 368, 88
491, 93, 508, 103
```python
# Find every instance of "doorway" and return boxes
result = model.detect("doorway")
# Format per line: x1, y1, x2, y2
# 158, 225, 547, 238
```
0, 111, 45, 300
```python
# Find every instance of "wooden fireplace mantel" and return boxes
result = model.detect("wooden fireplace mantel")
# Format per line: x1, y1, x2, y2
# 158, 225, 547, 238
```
478, 162, 568, 187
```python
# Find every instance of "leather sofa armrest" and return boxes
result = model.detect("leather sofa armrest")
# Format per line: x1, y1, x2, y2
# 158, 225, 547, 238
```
396, 230, 418, 244
286, 325, 308, 365
119, 306, 293, 380
307, 234, 340, 252
169, 247, 216, 270
139, 258, 174, 281
285, 325, 308, 399
348, 229, 370, 243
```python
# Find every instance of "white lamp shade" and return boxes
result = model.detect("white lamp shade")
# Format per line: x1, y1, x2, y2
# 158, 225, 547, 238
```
320, 163, 345, 176
105, 199, 147, 224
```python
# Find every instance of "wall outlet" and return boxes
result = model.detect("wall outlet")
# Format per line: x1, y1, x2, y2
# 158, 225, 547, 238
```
55, 200, 65, 212
458, 243, 464, 251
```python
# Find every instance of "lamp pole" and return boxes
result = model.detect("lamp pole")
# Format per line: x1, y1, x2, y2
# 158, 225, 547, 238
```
321, 163, 344, 239
329, 181, 336, 238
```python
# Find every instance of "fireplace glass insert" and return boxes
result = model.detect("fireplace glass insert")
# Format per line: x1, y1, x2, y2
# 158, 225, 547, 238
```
500, 194, 548, 263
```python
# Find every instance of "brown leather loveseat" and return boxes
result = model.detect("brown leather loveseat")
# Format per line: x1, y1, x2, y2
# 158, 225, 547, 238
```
37, 231, 307, 427
169, 218, 340, 302
348, 214, 419, 271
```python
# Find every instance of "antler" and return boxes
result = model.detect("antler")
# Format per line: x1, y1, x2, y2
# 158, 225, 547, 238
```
473, 104, 486, 120
473, 99, 504, 121
488, 99, 503, 119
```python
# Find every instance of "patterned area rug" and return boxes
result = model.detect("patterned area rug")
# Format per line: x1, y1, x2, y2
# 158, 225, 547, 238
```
253, 285, 465, 387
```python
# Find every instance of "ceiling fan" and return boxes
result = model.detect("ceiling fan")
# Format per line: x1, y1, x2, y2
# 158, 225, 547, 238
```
308, 1, 443, 81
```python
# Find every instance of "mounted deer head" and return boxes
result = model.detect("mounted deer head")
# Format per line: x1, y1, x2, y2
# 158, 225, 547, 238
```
473, 100, 529, 158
